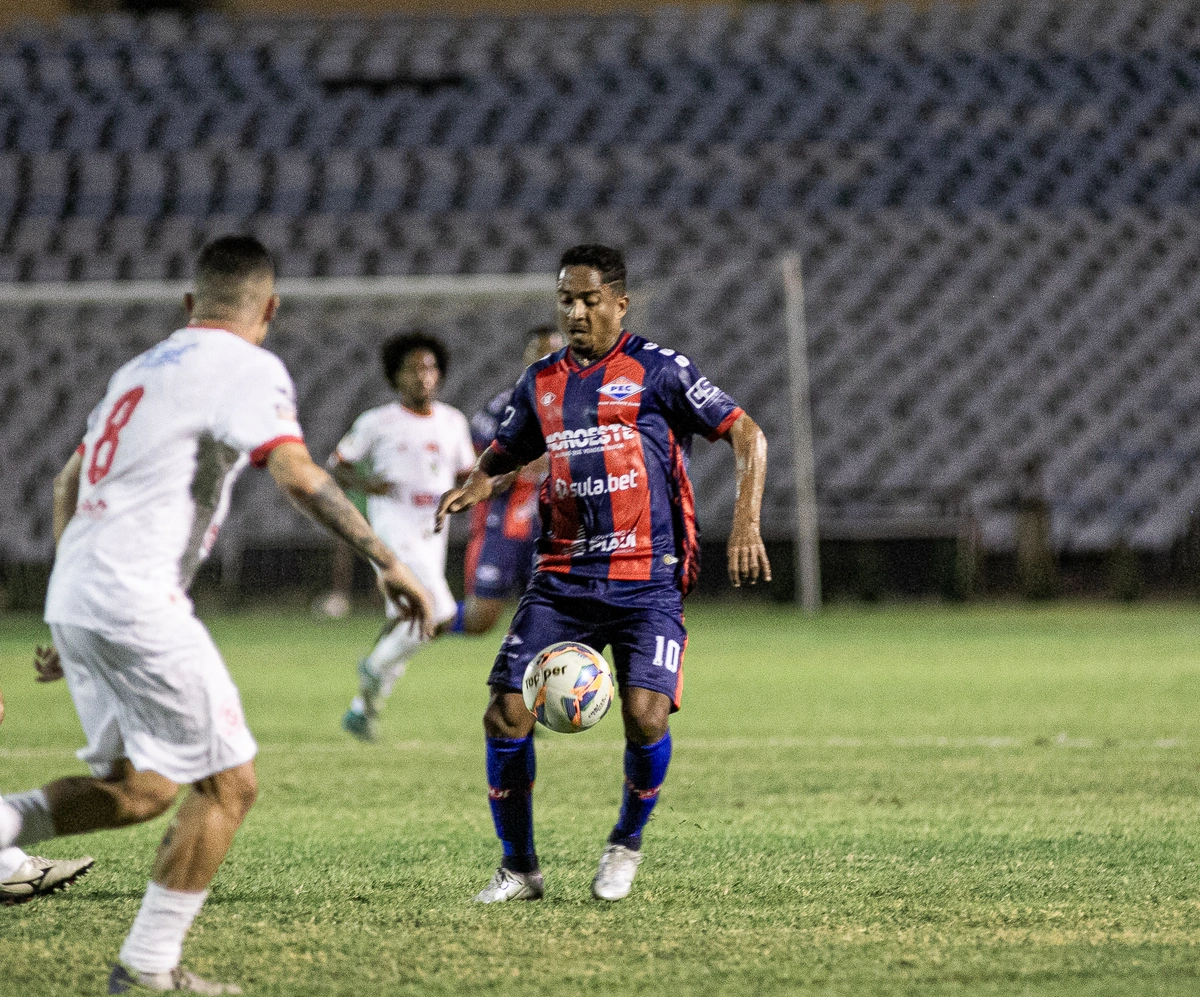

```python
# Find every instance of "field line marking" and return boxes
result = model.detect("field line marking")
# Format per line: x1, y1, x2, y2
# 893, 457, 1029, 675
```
0, 736, 1187, 763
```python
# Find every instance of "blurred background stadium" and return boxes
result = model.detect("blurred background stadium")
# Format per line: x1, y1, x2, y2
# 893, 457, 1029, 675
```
4, 0, 1200, 610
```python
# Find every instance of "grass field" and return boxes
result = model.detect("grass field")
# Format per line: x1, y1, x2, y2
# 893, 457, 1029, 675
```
1, 601, 1199, 996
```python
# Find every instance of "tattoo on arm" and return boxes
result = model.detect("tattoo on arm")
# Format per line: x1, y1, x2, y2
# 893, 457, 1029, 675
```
301, 478, 394, 569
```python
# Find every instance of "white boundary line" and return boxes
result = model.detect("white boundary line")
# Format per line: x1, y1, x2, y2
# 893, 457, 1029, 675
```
0, 735, 1185, 762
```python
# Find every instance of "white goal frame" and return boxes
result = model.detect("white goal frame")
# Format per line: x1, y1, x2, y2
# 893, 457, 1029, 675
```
4, 267, 821, 611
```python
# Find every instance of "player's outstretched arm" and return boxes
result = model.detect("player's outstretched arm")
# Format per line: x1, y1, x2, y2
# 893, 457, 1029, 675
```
723, 413, 772, 587
435, 444, 523, 533
52, 451, 83, 545
268, 442, 436, 637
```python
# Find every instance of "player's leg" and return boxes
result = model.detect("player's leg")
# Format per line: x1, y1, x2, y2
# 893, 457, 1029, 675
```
457, 531, 533, 636
344, 557, 457, 739
473, 577, 591, 902
44, 619, 254, 993
593, 602, 686, 901
460, 596, 507, 635
0, 626, 184, 848
110, 761, 256, 993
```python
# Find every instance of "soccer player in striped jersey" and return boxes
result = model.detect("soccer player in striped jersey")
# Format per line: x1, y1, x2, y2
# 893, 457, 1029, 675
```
437, 244, 770, 903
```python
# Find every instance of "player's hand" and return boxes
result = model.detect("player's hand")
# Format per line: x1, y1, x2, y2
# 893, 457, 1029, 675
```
377, 563, 437, 639
727, 521, 772, 587
435, 472, 493, 533
34, 644, 65, 682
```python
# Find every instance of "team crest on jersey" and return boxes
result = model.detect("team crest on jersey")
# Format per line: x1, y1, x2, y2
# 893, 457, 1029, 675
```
597, 376, 643, 402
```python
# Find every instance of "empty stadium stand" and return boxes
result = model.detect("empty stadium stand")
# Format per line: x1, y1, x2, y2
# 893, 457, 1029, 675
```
3, 1, 1199, 570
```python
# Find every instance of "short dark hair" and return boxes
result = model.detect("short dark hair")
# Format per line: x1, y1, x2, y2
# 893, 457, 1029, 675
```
559, 244, 626, 289
194, 236, 275, 310
525, 323, 560, 342
381, 331, 449, 386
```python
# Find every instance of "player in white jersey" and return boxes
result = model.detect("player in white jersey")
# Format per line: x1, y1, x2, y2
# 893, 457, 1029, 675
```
332, 332, 476, 741
0, 237, 434, 995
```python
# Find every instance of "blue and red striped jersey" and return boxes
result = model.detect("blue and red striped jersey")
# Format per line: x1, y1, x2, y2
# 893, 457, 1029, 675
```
493, 331, 744, 594
469, 386, 541, 543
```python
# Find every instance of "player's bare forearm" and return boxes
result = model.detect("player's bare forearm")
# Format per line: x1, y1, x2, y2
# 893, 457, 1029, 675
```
487, 470, 522, 495
272, 443, 436, 633
327, 456, 390, 497
724, 413, 772, 586
53, 451, 83, 545
272, 444, 396, 571
435, 444, 526, 531
489, 452, 549, 495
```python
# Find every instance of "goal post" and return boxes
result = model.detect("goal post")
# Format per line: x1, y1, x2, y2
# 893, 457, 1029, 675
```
782, 253, 822, 613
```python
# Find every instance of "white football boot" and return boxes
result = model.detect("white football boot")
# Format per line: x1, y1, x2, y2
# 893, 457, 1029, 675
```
591, 844, 643, 901
0, 854, 95, 905
471, 867, 544, 903
107, 963, 242, 995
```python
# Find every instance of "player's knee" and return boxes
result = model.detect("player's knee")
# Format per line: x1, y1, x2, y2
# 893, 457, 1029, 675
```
483, 691, 533, 739
622, 695, 671, 747
462, 599, 502, 636
120, 774, 180, 824
217, 766, 258, 821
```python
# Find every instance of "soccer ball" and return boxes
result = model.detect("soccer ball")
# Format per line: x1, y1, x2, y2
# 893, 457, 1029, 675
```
522, 642, 614, 734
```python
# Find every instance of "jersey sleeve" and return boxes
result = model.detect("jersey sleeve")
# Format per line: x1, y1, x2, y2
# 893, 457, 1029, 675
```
333, 410, 376, 465
656, 353, 744, 441
213, 352, 305, 467
469, 409, 497, 452
492, 368, 546, 464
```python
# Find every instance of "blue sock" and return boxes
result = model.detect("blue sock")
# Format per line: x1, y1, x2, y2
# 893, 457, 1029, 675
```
610, 730, 672, 850
448, 601, 466, 634
485, 736, 537, 872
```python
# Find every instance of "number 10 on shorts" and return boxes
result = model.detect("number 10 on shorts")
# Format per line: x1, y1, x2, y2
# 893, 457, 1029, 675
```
652, 636, 681, 673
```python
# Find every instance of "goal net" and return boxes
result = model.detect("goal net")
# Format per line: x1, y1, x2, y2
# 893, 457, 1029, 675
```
0, 267, 814, 604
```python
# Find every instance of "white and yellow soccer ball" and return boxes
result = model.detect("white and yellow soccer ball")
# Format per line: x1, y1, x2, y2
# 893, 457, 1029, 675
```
522, 642, 614, 734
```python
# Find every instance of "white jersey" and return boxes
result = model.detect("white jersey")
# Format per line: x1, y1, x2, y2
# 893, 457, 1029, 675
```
335, 400, 475, 570
45, 326, 304, 637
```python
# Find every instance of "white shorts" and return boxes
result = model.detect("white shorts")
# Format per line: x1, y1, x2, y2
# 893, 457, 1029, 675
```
50, 617, 258, 785
384, 551, 458, 626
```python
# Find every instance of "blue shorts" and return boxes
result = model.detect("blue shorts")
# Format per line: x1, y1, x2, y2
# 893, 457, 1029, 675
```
489, 573, 688, 710
471, 528, 537, 601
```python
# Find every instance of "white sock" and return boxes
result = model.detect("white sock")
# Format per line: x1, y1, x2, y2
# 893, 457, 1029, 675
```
4, 789, 55, 847
0, 801, 20, 852
119, 882, 209, 975
0, 845, 28, 880
363, 625, 427, 700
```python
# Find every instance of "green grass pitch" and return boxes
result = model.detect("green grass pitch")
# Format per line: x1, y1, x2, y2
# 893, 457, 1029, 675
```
1, 602, 1199, 996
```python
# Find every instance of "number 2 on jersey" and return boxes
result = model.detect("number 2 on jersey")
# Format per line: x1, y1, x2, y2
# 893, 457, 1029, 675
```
86, 386, 145, 485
